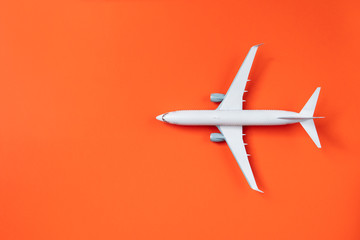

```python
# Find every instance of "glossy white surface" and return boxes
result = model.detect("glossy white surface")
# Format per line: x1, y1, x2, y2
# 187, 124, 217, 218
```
156, 44, 323, 193
218, 125, 263, 193
218, 44, 262, 110
162, 110, 301, 126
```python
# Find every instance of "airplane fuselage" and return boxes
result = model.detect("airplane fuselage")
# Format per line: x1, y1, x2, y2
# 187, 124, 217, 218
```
158, 110, 303, 126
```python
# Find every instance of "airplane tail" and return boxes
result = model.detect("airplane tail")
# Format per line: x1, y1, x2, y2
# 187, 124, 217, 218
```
299, 87, 322, 148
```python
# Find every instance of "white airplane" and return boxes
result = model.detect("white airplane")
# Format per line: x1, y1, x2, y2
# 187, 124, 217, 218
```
156, 44, 323, 193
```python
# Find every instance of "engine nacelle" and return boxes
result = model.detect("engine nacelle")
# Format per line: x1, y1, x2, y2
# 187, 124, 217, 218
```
210, 93, 225, 103
210, 133, 225, 142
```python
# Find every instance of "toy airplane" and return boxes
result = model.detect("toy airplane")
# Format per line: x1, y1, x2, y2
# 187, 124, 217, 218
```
156, 44, 323, 193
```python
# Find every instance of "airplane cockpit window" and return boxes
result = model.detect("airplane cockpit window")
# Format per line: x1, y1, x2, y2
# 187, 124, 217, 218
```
162, 113, 169, 122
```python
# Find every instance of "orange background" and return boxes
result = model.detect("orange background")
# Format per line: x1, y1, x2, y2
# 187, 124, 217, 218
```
0, 0, 360, 239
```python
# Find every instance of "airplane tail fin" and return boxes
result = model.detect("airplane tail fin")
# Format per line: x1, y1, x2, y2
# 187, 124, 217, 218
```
300, 87, 321, 117
300, 120, 321, 148
299, 87, 322, 148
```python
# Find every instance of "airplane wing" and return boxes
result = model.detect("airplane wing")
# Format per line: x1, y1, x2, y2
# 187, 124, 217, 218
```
217, 44, 262, 110
218, 125, 263, 193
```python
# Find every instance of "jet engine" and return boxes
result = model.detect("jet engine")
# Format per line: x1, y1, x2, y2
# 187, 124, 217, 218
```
210, 133, 225, 142
210, 93, 225, 103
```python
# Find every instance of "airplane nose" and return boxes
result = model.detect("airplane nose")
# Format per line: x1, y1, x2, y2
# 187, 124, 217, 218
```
156, 114, 164, 121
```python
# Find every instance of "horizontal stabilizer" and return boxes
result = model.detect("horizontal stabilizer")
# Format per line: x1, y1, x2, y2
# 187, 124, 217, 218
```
300, 87, 321, 116
300, 119, 321, 148
298, 87, 323, 148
